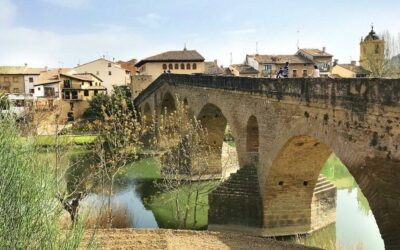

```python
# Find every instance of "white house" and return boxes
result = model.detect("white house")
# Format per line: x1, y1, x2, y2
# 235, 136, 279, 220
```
24, 67, 46, 95
74, 58, 130, 94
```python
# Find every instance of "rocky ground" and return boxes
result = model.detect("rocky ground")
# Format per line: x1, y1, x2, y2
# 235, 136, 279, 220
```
81, 229, 321, 250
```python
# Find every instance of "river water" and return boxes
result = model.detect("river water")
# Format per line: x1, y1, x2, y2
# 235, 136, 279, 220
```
54, 150, 384, 249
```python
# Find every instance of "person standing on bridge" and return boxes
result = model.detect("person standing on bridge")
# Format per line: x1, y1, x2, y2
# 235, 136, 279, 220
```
282, 62, 289, 78
312, 64, 320, 78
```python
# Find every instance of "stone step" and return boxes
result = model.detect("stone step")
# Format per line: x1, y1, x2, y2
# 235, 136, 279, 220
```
314, 179, 332, 188
314, 182, 335, 193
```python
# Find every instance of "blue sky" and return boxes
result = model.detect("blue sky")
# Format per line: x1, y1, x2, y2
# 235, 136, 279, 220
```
1, 0, 400, 67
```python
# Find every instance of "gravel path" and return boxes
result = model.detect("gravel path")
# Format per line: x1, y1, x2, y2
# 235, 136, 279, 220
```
81, 229, 321, 250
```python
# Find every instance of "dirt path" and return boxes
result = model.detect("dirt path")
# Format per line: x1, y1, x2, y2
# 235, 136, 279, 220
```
81, 229, 320, 250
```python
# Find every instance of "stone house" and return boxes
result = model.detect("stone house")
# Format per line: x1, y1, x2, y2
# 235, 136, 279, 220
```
34, 69, 106, 121
296, 48, 333, 77
331, 61, 369, 78
0, 65, 45, 95
246, 54, 314, 78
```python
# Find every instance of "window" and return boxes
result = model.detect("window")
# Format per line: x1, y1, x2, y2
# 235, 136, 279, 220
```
71, 90, 78, 100
192, 63, 197, 70
162, 64, 167, 70
302, 70, 308, 77
108, 71, 112, 76
175, 64, 179, 69
63, 79, 71, 88
64, 90, 70, 99
89, 82, 93, 86
38, 87, 41, 91
168, 64, 173, 70
180, 63, 185, 69
29, 89, 34, 94
108, 62, 112, 67
84, 90, 89, 96
29, 77, 34, 83
375, 44, 380, 54
293, 70, 298, 77
13, 88, 19, 93
94, 90, 98, 96
186, 63, 191, 70
81, 81, 84, 86
265, 64, 272, 73
13, 77, 18, 82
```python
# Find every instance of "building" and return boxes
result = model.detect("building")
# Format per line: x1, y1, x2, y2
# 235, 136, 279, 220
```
204, 60, 226, 76
34, 69, 106, 121
360, 25, 385, 69
246, 54, 314, 78
0, 65, 45, 95
74, 58, 130, 94
331, 61, 369, 78
228, 64, 259, 77
135, 48, 206, 81
296, 48, 333, 77
132, 48, 205, 97
117, 59, 138, 75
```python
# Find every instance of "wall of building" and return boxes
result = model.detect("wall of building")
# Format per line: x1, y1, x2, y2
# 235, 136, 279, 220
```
74, 59, 129, 94
139, 61, 205, 81
131, 75, 153, 98
24, 75, 40, 95
0, 74, 25, 93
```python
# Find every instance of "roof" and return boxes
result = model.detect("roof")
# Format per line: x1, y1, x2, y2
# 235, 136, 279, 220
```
136, 50, 205, 67
364, 26, 380, 41
253, 54, 314, 64
0, 66, 46, 75
230, 64, 259, 74
75, 58, 122, 69
336, 64, 370, 74
204, 61, 225, 75
297, 48, 333, 57
117, 59, 137, 73
74, 72, 103, 82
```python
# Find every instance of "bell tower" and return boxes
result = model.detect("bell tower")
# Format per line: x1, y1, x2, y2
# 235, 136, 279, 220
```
360, 24, 385, 68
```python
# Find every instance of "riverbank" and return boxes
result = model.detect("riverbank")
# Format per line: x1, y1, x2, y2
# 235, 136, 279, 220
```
81, 229, 321, 250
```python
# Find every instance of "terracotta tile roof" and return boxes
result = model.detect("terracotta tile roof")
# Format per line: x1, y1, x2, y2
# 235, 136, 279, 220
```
297, 48, 333, 57
136, 50, 205, 67
204, 61, 225, 75
0, 66, 46, 75
254, 54, 313, 64
117, 59, 137, 73
230, 64, 259, 74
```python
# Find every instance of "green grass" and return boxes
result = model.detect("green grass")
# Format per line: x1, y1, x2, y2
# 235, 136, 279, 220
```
145, 181, 219, 230
124, 157, 161, 180
34, 135, 98, 147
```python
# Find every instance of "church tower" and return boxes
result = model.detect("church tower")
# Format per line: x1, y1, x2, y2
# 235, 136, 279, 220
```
360, 25, 385, 68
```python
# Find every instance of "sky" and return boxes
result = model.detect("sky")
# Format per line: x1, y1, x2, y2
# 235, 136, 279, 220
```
1, 0, 400, 68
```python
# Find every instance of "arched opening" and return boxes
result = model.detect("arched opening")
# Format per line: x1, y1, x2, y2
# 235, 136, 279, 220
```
142, 102, 152, 126
246, 115, 259, 166
263, 135, 384, 249
197, 103, 238, 176
160, 92, 176, 115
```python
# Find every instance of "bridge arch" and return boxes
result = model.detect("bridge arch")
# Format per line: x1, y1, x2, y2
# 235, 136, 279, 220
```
246, 115, 259, 166
198, 103, 237, 175
142, 102, 152, 125
160, 92, 176, 114
262, 134, 389, 247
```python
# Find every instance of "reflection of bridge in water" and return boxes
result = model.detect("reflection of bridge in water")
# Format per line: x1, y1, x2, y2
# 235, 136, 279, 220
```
135, 74, 400, 249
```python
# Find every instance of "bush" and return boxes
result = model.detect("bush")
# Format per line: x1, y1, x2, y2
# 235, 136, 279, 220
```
0, 117, 87, 249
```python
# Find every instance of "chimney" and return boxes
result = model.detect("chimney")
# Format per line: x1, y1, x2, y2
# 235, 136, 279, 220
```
333, 59, 338, 66
351, 60, 356, 66
322, 47, 326, 53
24, 63, 28, 67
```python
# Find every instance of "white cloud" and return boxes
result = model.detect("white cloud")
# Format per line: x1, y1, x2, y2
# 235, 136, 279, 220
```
41, 0, 91, 9
0, 0, 16, 27
0, 24, 145, 67
137, 13, 167, 28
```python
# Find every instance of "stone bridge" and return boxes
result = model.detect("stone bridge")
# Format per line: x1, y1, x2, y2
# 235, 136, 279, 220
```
135, 74, 400, 249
